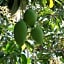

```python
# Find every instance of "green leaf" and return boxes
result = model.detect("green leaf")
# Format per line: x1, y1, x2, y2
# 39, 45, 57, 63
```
0, 27, 2, 34
39, 7, 54, 16
6, 41, 14, 52
20, 54, 27, 64
27, 58, 31, 64
60, 57, 64, 63
55, 0, 62, 6
38, 0, 47, 6
25, 41, 34, 51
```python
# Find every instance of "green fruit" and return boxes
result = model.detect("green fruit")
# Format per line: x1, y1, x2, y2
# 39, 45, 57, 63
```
31, 26, 43, 44
14, 20, 27, 46
24, 8, 37, 27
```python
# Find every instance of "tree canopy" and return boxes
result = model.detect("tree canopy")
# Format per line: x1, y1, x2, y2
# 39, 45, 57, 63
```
0, 0, 64, 64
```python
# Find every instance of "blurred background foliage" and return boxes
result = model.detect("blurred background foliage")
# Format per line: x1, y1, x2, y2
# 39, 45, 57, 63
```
0, 0, 64, 64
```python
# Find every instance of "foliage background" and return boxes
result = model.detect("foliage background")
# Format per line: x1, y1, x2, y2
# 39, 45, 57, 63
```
0, 0, 64, 64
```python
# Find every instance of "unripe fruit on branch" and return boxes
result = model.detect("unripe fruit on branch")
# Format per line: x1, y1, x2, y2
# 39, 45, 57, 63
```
24, 8, 37, 27
31, 26, 43, 44
14, 19, 27, 46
